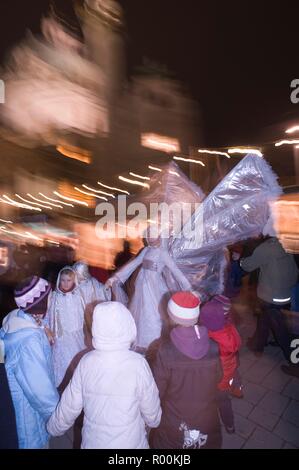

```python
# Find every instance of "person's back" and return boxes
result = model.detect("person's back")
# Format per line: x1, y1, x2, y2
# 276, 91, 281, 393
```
150, 292, 222, 449
242, 237, 298, 304
151, 336, 221, 449
73, 348, 159, 448
47, 302, 161, 449
0, 278, 59, 449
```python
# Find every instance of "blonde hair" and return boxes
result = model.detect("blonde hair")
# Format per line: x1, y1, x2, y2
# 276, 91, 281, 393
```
60, 268, 75, 278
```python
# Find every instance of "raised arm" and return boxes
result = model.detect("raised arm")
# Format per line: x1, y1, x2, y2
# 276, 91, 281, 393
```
109, 247, 148, 286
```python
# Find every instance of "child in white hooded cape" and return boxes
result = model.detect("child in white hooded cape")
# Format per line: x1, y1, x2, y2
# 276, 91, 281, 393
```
46, 267, 86, 388
73, 261, 111, 338
73, 261, 111, 307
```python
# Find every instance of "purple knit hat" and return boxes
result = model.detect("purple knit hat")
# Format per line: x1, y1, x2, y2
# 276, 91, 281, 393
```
200, 295, 231, 332
14, 276, 52, 314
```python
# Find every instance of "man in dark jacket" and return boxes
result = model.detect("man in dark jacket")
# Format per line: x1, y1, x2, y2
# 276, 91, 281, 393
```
0, 342, 18, 449
149, 292, 222, 449
241, 220, 298, 364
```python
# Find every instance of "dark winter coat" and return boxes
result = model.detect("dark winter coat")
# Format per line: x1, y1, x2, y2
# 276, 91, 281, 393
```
149, 338, 222, 449
0, 363, 18, 449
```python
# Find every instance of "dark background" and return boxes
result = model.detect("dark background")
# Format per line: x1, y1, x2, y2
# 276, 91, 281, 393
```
0, 0, 298, 147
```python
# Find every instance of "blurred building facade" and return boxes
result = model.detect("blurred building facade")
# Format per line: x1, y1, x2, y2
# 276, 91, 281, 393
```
0, 0, 202, 220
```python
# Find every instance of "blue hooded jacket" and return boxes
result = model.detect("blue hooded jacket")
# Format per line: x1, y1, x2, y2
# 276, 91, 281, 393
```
0, 309, 59, 448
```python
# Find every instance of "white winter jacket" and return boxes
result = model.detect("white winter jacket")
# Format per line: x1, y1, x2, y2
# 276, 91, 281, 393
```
47, 301, 161, 448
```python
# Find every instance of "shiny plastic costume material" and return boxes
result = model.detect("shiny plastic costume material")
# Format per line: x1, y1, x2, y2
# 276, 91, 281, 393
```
109, 163, 205, 349
170, 154, 283, 299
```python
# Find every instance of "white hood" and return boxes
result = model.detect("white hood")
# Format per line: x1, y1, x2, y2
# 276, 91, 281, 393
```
92, 302, 136, 351
2, 309, 38, 334
73, 261, 91, 282
56, 266, 78, 294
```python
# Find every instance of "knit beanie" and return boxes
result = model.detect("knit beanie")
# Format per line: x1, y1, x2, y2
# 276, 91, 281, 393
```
14, 276, 52, 316
168, 291, 201, 327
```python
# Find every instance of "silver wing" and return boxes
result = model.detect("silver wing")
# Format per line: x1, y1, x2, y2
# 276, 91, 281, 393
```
170, 154, 282, 299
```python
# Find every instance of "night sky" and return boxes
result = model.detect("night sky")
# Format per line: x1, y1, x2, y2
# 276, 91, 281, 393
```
1, 0, 299, 147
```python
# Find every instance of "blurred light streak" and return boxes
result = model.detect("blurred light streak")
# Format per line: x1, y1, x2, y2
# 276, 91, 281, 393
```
286, 126, 299, 134
118, 176, 150, 188
148, 165, 162, 172
82, 184, 115, 198
74, 187, 107, 201
228, 148, 263, 157
275, 140, 299, 147
129, 172, 150, 181
0, 219, 13, 224
56, 145, 92, 164
141, 133, 180, 153
15, 194, 53, 210
98, 182, 130, 195
39, 193, 74, 207
173, 156, 205, 167
27, 194, 63, 209
2, 195, 41, 211
54, 191, 89, 207
198, 149, 230, 158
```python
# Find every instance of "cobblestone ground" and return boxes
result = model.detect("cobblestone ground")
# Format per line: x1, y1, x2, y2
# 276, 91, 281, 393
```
50, 279, 299, 450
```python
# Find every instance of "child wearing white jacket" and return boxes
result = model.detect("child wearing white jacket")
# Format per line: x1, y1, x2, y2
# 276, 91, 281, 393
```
47, 302, 161, 449
46, 267, 86, 388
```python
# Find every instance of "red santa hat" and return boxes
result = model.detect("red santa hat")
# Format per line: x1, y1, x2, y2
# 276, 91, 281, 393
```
168, 291, 201, 327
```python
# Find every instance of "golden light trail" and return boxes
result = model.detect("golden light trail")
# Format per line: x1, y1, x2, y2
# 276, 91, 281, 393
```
27, 194, 64, 209
198, 149, 230, 159
275, 139, 299, 147
228, 148, 263, 157
39, 193, 74, 208
173, 156, 205, 167
53, 191, 89, 207
118, 176, 150, 189
82, 184, 115, 198
98, 182, 130, 195
148, 165, 162, 172
74, 187, 108, 201
2, 195, 41, 211
286, 126, 299, 134
129, 172, 150, 181
15, 194, 53, 210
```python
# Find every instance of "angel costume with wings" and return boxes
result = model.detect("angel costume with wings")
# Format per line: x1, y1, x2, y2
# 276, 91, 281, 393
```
108, 163, 205, 349
170, 153, 282, 299
110, 155, 282, 350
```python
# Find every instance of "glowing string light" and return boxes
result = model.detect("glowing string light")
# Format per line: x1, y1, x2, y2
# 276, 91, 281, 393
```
129, 172, 150, 181
173, 156, 205, 167
148, 165, 162, 172
198, 149, 230, 159
275, 140, 299, 147
2, 195, 41, 211
118, 176, 150, 189
27, 194, 64, 209
0, 218, 12, 224
228, 148, 263, 157
15, 194, 53, 210
39, 193, 74, 208
53, 191, 89, 207
74, 187, 108, 201
286, 126, 299, 134
82, 184, 115, 198
98, 182, 130, 195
